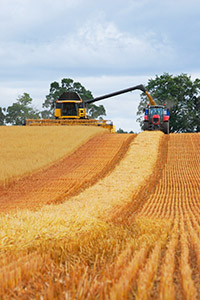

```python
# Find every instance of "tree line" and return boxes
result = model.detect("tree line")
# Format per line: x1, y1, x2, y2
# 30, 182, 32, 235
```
0, 74, 199, 132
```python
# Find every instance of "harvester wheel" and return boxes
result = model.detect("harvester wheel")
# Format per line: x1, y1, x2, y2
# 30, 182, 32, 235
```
163, 121, 169, 134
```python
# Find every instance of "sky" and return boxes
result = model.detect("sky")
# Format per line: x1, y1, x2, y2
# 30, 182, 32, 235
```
0, 0, 200, 132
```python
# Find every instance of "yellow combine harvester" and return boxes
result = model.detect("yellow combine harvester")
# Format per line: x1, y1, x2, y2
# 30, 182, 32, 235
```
26, 84, 153, 132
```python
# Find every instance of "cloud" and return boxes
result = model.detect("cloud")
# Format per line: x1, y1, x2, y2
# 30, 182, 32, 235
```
1, 0, 200, 82
0, 17, 176, 81
75, 19, 175, 67
0, 0, 82, 39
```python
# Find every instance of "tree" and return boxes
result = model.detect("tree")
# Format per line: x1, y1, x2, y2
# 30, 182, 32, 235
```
116, 128, 134, 133
0, 107, 5, 125
86, 103, 106, 119
117, 128, 127, 133
137, 73, 200, 132
42, 78, 106, 119
6, 93, 40, 125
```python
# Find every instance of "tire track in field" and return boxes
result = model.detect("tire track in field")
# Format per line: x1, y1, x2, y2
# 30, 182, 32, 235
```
0, 133, 135, 212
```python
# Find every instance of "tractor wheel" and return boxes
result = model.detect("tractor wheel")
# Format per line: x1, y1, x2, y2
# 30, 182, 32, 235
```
163, 121, 169, 134
143, 121, 149, 131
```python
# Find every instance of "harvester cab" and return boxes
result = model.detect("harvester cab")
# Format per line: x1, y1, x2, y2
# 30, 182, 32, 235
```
54, 91, 87, 119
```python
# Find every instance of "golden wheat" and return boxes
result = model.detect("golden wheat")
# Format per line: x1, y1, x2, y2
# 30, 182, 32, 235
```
159, 221, 178, 300
0, 125, 106, 186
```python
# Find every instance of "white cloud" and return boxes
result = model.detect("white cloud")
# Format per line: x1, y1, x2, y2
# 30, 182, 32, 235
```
55, 20, 175, 72
1, 0, 199, 82
0, 17, 176, 80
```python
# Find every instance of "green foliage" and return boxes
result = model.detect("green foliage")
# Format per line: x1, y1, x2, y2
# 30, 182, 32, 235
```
42, 78, 106, 119
0, 107, 5, 125
116, 128, 134, 133
117, 128, 127, 133
87, 104, 106, 119
6, 93, 40, 125
137, 73, 200, 133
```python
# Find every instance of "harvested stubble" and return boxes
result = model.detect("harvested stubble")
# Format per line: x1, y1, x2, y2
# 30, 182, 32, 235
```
1, 132, 200, 299
0, 125, 106, 187
135, 133, 200, 299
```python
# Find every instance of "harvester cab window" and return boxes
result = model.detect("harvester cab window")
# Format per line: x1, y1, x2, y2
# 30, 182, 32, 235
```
61, 103, 78, 117
56, 102, 61, 109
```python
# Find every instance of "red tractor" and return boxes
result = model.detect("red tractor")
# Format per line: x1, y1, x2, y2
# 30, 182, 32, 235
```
143, 104, 170, 134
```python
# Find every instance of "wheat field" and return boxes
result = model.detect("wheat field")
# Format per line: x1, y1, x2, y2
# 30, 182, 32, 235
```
0, 127, 199, 299
0, 126, 106, 186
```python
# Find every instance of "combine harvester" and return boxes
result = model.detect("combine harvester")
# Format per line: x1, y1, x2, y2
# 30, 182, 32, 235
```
26, 84, 169, 134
